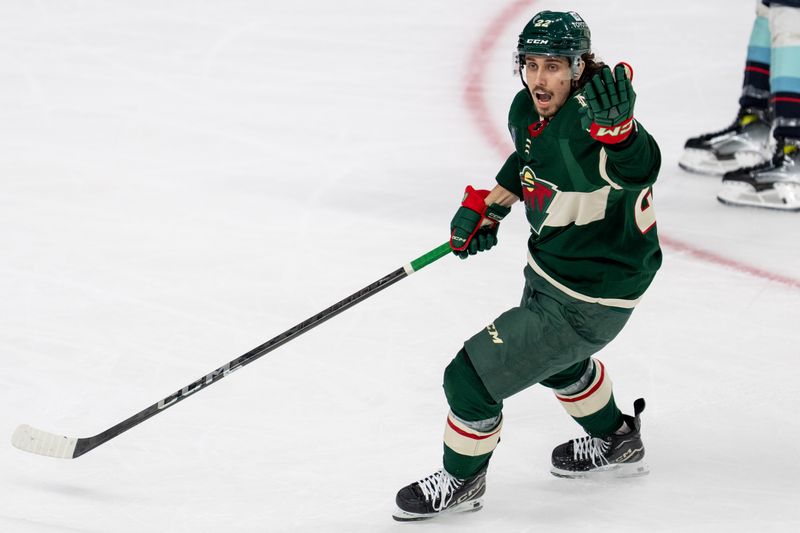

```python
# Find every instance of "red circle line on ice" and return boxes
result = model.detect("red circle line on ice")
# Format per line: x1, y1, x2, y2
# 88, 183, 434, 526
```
462, 0, 800, 290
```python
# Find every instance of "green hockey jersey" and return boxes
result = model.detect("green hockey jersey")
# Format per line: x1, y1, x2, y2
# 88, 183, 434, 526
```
495, 89, 662, 308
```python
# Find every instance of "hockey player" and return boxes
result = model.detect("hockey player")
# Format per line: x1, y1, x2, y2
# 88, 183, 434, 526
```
393, 11, 661, 522
680, 0, 800, 211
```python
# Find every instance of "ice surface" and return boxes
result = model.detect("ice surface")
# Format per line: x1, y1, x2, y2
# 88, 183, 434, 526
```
1, 0, 798, 531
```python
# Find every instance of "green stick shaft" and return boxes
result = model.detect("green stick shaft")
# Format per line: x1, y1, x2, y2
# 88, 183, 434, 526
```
407, 242, 452, 273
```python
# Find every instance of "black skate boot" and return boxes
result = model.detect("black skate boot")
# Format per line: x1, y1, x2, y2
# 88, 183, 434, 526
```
551, 398, 648, 479
717, 137, 800, 211
679, 108, 771, 176
392, 466, 487, 522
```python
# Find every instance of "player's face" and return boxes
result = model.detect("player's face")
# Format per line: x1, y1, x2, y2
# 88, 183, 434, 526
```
523, 55, 574, 118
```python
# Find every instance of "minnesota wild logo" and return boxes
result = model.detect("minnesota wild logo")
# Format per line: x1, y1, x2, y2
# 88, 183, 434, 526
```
520, 165, 558, 234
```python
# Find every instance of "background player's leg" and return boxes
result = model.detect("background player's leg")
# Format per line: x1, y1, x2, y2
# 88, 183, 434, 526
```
741, 0, 773, 112
719, 0, 800, 210
770, 1, 800, 140
680, 0, 772, 175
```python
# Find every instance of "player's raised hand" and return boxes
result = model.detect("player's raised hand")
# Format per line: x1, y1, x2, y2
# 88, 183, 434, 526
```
585, 62, 636, 144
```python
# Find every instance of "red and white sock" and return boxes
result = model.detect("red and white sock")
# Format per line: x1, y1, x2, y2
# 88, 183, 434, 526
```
554, 359, 614, 419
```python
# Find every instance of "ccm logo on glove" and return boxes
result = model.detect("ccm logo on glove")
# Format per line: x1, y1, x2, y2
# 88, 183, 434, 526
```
449, 186, 511, 259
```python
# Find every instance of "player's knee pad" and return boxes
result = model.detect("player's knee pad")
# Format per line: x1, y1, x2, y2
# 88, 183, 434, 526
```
553, 358, 614, 419
443, 349, 501, 420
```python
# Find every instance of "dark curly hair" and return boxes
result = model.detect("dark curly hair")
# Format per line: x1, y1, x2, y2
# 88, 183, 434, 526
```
574, 52, 606, 90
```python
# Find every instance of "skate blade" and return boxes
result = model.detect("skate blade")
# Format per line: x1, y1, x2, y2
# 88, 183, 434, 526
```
550, 461, 650, 480
678, 149, 767, 176
717, 182, 800, 212
392, 499, 483, 522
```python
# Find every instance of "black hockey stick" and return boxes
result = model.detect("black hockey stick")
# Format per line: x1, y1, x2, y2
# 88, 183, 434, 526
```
12, 242, 452, 459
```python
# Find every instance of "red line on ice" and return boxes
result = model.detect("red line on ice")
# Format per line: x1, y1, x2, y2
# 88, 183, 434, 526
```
462, 0, 800, 291
658, 236, 800, 289
463, 0, 533, 158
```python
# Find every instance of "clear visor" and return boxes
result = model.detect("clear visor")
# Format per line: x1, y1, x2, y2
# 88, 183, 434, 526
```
515, 53, 582, 83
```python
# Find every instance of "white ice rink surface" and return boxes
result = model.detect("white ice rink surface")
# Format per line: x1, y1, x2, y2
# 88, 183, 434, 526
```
2, 0, 799, 531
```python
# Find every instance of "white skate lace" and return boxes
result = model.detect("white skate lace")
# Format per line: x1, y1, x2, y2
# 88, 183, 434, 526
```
417, 470, 462, 512
572, 436, 611, 467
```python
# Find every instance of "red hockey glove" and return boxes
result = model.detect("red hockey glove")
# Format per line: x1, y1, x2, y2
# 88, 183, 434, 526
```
449, 186, 511, 259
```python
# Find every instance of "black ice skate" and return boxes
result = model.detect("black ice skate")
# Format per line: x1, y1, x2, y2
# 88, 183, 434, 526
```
679, 108, 771, 176
717, 137, 800, 211
392, 466, 487, 522
551, 398, 648, 479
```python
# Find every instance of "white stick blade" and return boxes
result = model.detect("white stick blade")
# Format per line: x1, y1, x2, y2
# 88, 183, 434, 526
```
12, 424, 78, 459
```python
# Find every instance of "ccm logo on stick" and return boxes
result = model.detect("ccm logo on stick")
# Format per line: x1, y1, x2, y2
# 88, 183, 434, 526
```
157, 362, 243, 409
